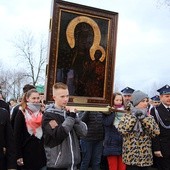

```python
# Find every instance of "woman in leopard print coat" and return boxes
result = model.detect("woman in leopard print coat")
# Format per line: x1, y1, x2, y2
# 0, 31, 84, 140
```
118, 90, 160, 170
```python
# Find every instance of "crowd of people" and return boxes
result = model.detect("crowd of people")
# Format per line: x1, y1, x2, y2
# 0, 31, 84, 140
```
0, 82, 170, 170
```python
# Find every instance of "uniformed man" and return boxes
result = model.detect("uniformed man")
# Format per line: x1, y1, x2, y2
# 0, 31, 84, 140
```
121, 87, 135, 110
148, 95, 160, 115
150, 84, 170, 170
151, 95, 160, 107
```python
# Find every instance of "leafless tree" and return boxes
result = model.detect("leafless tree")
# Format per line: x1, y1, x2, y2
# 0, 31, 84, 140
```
0, 66, 27, 100
157, 0, 170, 6
9, 70, 27, 98
164, 0, 170, 6
12, 30, 47, 86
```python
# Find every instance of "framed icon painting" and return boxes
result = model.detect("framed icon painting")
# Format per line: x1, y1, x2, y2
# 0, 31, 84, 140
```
45, 0, 118, 109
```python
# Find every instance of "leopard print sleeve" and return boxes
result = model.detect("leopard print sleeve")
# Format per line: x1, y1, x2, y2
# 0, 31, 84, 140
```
141, 115, 160, 138
118, 113, 137, 135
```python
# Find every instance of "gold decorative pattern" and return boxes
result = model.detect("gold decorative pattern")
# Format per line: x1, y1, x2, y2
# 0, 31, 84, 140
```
66, 16, 106, 62
73, 97, 88, 103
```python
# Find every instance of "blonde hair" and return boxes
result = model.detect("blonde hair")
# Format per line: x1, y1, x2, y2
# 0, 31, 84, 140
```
53, 82, 68, 93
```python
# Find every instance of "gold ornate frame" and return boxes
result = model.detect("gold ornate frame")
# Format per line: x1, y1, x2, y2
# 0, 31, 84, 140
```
45, 0, 118, 110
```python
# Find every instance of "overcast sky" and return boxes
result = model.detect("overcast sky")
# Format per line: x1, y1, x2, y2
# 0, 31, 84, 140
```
0, 0, 170, 96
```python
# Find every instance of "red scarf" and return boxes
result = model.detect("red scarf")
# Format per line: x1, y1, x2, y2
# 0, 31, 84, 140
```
23, 108, 43, 139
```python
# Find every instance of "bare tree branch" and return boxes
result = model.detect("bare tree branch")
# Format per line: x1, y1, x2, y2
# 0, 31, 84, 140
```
12, 30, 47, 85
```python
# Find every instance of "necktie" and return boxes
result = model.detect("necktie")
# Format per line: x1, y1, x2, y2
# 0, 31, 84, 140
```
167, 108, 170, 112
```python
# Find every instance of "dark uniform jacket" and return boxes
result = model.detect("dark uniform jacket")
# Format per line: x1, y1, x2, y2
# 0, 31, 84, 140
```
151, 103, 170, 157
0, 107, 16, 170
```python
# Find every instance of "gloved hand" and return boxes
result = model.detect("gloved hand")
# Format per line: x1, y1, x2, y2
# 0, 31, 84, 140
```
133, 109, 146, 120
66, 111, 76, 118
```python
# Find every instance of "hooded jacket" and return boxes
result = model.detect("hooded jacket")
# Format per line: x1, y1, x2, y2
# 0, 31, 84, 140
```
42, 104, 87, 169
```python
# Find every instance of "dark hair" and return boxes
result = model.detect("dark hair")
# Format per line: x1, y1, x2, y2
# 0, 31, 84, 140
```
112, 92, 124, 106
9, 98, 17, 103
23, 84, 35, 93
17, 96, 22, 103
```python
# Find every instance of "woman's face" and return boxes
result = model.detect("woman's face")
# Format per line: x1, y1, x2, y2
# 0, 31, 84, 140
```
26, 92, 40, 103
136, 98, 149, 109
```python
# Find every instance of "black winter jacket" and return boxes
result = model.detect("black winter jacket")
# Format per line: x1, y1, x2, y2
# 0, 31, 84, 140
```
0, 108, 16, 170
14, 110, 46, 169
80, 111, 104, 141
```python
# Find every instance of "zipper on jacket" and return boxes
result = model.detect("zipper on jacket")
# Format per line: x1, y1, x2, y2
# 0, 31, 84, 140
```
69, 132, 74, 170
55, 151, 61, 165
